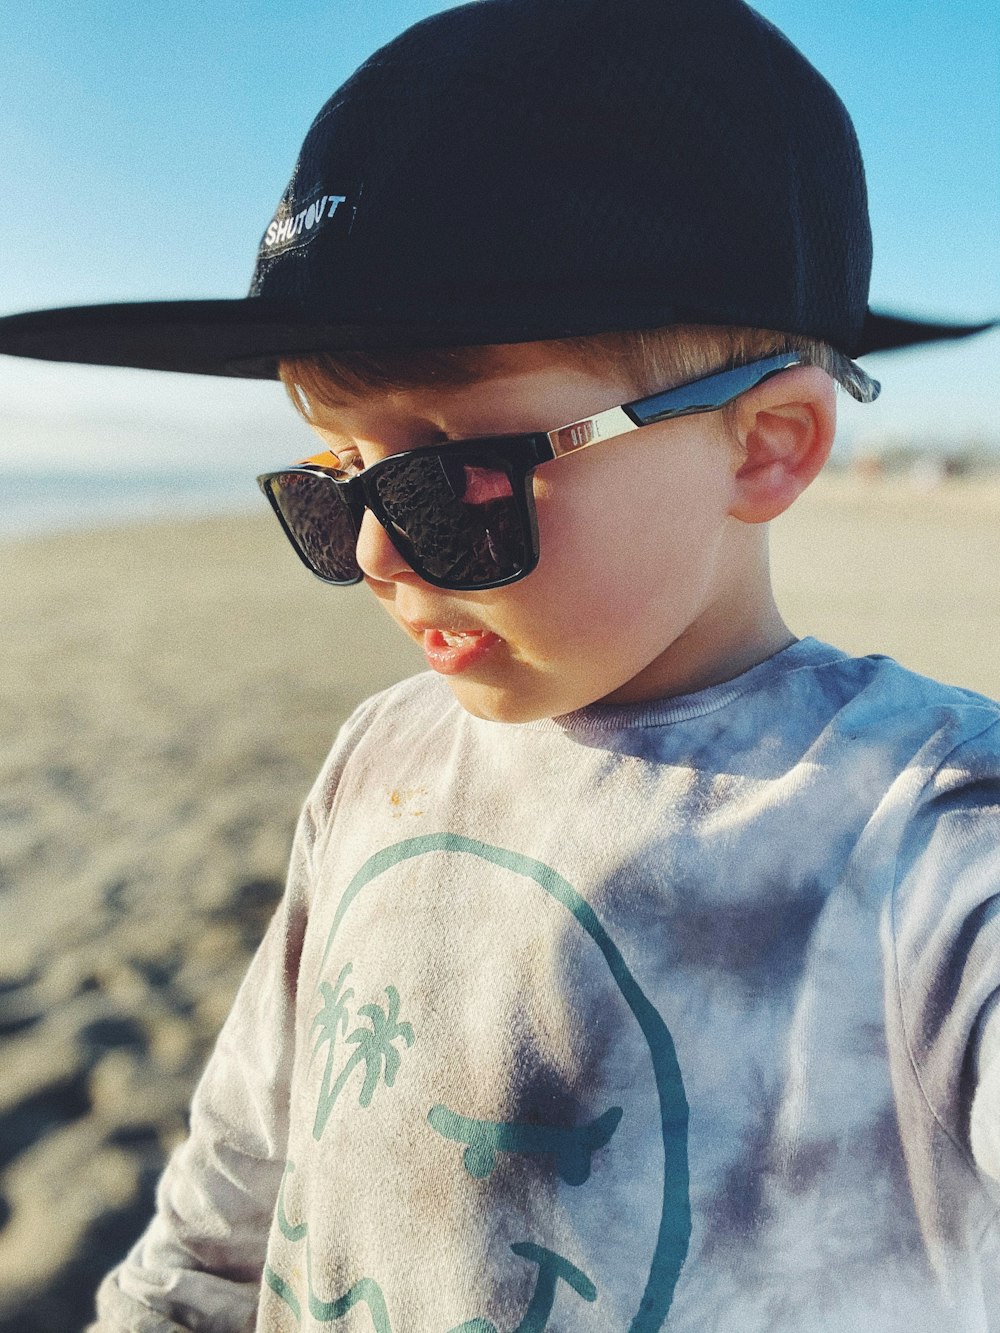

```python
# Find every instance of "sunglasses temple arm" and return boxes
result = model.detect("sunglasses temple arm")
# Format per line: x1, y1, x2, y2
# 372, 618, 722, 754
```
624, 353, 805, 426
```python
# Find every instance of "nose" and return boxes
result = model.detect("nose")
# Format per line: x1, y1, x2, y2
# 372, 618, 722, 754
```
354, 508, 415, 585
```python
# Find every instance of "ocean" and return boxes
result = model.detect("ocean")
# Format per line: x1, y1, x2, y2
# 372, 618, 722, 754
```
0, 468, 262, 541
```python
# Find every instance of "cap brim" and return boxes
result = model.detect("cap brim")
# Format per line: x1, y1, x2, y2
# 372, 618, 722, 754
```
857, 309, 998, 356
0, 297, 995, 382
0, 299, 425, 381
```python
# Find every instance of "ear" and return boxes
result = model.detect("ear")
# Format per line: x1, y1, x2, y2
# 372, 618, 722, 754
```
727, 365, 836, 523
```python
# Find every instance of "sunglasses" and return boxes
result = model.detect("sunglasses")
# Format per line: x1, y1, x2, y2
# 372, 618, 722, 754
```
257, 351, 862, 592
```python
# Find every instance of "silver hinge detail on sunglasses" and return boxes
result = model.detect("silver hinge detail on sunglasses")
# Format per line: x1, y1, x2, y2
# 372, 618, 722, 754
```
547, 406, 637, 457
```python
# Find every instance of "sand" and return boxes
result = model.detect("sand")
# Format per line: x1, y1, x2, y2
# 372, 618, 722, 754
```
2, 475, 998, 1330
771, 474, 1000, 698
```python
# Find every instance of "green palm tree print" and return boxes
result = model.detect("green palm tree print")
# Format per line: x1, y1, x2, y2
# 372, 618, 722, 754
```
312, 972, 415, 1139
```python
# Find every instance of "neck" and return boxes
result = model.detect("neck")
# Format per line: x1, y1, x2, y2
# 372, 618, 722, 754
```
605, 529, 793, 703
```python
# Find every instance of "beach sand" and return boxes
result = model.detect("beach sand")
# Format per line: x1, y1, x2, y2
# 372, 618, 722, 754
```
2, 475, 998, 1330
771, 474, 1000, 697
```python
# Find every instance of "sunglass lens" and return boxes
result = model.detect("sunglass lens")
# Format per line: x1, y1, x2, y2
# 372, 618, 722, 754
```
374, 452, 528, 586
267, 472, 361, 584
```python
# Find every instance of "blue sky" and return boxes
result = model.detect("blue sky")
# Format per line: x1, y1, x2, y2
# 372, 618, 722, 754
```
0, 0, 997, 471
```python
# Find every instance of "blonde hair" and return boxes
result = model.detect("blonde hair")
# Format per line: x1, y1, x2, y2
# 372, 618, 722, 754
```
279, 324, 873, 425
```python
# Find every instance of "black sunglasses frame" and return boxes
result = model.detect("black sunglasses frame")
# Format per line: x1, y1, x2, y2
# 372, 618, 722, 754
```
258, 352, 864, 592
260, 434, 546, 590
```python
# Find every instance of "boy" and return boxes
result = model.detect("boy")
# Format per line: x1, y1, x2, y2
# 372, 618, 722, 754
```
1, 0, 998, 1328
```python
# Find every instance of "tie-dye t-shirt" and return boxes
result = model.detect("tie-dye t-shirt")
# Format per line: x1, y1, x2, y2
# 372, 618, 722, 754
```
95, 638, 1000, 1333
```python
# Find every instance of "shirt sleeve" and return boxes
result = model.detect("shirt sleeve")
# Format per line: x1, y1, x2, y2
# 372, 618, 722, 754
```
88, 781, 317, 1332
86, 682, 403, 1332
970, 988, 1000, 1188
889, 720, 1000, 1206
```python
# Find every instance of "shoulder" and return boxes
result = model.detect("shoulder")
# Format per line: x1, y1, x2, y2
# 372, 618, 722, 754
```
789, 640, 1000, 766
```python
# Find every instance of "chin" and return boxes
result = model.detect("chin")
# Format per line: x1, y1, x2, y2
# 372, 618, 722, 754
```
445, 679, 560, 726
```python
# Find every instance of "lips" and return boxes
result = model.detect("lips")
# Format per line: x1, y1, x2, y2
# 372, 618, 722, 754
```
420, 627, 501, 675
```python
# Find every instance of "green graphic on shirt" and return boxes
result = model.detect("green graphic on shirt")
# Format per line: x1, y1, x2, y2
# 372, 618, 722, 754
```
310, 962, 354, 1063
267, 834, 690, 1331
307, 1272, 393, 1328
275, 1160, 307, 1244
269, 1161, 593, 1331
264, 1253, 392, 1331
447, 1243, 597, 1332
270, 1161, 393, 1328
428, 1103, 623, 1184
311, 962, 415, 1140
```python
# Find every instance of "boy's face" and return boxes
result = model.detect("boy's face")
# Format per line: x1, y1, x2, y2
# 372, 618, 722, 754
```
307, 345, 773, 723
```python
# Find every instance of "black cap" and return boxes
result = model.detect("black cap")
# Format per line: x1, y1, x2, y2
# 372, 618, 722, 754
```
0, 0, 994, 380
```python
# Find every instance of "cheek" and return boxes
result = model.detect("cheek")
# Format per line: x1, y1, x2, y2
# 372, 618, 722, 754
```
509, 502, 644, 660
528, 440, 731, 631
